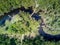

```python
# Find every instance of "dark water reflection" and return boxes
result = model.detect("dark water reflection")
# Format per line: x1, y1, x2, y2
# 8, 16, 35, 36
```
0, 15, 11, 25
32, 13, 41, 21
0, 6, 40, 25
39, 26, 60, 41
0, 6, 60, 41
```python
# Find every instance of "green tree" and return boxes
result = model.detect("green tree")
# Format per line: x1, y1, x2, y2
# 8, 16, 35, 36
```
0, 0, 36, 16
36, 0, 60, 35
6, 11, 40, 45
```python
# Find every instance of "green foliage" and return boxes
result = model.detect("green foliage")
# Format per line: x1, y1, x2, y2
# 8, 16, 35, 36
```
0, 0, 60, 45
0, 0, 35, 16
37, 0, 60, 35
38, 0, 60, 10
0, 34, 10, 45
21, 0, 35, 8
22, 36, 60, 45
7, 11, 39, 35
0, 34, 60, 45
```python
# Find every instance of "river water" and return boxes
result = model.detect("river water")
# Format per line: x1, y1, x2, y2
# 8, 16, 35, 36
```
0, 6, 60, 41
39, 24, 60, 41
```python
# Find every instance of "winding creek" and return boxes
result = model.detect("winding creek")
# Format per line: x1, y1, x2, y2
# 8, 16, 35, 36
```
39, 21, 60, 41
0, 6, 60, 41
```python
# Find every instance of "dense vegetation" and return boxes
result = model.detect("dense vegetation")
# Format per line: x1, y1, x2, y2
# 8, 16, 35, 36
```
0, 0, 35, 16
38, 0, 60, 35
0, 34, 60, 45
0, 0, 60, 45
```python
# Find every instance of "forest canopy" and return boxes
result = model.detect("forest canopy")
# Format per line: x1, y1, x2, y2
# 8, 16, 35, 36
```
0, 0, 60, 16
0, 0, 60, 45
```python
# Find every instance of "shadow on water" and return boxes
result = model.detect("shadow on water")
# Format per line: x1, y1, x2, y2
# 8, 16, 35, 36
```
0, 6, 60, 41
32, 13, 41, 21
0, 6, 33, 17
0, 6, 41, 26
0, 15, 11, 25
0, 6, 33, 25
38, 26, 60, 41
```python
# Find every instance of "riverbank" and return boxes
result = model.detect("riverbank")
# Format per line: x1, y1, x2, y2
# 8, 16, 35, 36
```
0, 6, 60, 41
